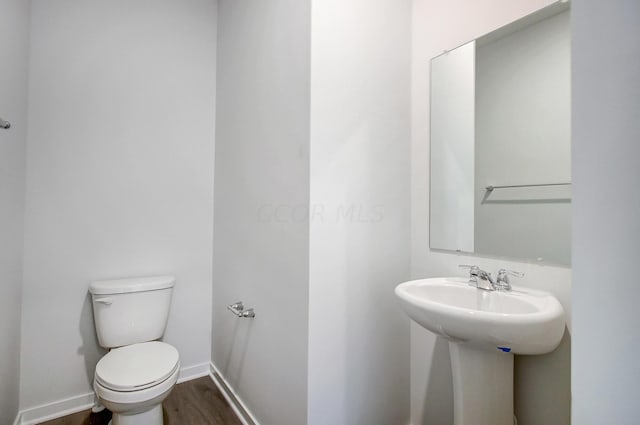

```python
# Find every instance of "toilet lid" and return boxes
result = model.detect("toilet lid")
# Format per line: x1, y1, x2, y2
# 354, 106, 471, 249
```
95, 341, 179, 391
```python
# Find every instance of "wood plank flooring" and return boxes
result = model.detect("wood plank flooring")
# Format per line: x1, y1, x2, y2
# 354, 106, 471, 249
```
38, 377, 243, 425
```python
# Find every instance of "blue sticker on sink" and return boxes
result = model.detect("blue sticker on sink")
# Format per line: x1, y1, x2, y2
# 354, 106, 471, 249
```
497, 346, 512, 353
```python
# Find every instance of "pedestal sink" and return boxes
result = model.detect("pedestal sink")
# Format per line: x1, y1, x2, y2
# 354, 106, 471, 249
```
395, 277, 565, 425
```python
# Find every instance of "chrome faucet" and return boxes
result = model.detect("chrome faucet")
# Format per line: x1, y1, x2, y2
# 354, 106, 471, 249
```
459, 264, 479, 285
459, 265, 523, 291
459, 265, 495, 291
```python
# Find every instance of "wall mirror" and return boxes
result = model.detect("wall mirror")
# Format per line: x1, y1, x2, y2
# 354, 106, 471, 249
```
430, 2, 571, 265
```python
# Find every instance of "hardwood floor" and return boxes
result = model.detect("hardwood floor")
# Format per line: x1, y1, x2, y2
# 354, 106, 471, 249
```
38, 377, 243, 425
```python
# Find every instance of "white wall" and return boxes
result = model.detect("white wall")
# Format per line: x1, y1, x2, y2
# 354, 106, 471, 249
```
308, 0, 412, 424
212, 1, 310, 424
411, 0, 571, 424
475, 10, 571, 264
21, 0, 216, 410
0, 0, 30, 422
572, 0, 640, 424
430, 42, 476, 253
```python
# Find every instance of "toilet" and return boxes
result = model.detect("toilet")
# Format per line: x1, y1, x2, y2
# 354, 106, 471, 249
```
89, 276, 180, 425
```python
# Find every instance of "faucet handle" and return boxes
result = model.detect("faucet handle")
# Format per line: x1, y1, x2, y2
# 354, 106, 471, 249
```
459, 265, 480, 287
459, 264, 480, 273
495, 269, 524, 290
498, 269, 524, 278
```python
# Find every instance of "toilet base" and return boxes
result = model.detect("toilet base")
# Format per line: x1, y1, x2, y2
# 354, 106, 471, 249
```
111, 404, 163, 425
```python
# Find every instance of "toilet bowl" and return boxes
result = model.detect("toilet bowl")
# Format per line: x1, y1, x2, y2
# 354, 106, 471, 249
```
94, 341, 180, 425
89, 276, 179, 425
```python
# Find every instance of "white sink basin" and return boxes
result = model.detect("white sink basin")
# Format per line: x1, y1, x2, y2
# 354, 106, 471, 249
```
396, 277, 566, 425
395, 277, 565, 354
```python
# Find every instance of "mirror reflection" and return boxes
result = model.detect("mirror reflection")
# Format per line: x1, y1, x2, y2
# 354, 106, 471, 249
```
430, 3, 570, 265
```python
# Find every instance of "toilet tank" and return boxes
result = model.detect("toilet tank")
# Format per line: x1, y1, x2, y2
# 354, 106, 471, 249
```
89, 276, 175, 348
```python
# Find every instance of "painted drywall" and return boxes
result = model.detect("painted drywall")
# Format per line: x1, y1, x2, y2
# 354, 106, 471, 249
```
0, 0, 29, 423
572, 0, 640, 424
21, 0, 216, 410
212, 1, 310, 424
430, 41, 476, 253
411, 0, 571, 424
475, 10, 571, 265
308, 0, 411, 424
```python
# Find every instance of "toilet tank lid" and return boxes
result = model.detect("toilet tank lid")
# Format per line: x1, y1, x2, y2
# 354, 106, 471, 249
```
89, 275, 175, 295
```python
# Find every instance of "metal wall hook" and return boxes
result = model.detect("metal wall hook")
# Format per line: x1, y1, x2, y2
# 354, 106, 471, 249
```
0, 117, 10, 129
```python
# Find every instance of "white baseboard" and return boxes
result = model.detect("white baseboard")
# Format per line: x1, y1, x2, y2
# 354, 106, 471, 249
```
177, 362, 210, 383
12, 412, 22, 425
208, 362, 260, 425
18, 363, 209, 425
19, 392, 95, 425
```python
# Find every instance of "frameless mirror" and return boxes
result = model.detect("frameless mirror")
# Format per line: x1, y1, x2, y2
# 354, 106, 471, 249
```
430, 2, 570, 265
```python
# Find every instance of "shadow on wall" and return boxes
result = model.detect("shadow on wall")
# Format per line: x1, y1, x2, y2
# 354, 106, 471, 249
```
514, 328, 571, 425
422, 337, 454, 425
418, 331, 571, 425
78, 293, 107, 388
221, 319, 254, 388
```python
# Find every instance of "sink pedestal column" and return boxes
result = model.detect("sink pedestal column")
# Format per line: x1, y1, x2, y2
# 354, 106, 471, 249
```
449, 342, 514, 425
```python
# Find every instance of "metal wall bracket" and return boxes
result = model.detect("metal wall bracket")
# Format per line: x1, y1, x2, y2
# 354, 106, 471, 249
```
227, 301, 256, 318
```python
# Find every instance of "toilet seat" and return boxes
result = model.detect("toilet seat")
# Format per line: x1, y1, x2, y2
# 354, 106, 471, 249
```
95, 341, 179, 392
94, 361, 179, 408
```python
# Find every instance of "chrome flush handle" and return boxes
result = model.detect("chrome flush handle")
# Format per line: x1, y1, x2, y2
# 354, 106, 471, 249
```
94, 298, 113, 305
